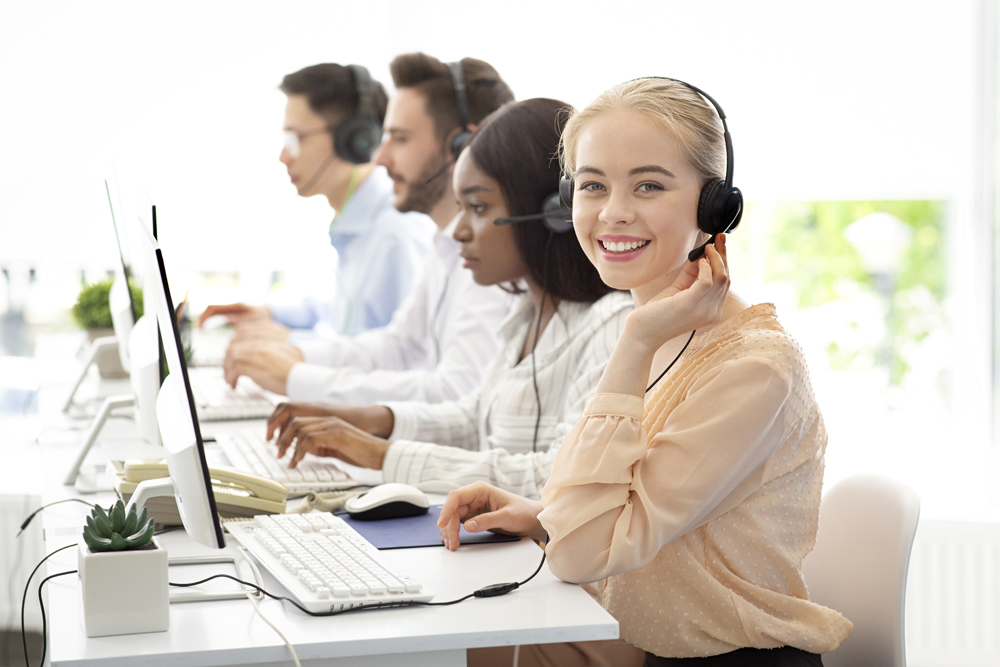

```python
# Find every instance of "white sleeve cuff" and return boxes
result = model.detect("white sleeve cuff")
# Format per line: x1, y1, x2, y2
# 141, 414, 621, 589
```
381, 440, 434, 486
380, 401, 420, 442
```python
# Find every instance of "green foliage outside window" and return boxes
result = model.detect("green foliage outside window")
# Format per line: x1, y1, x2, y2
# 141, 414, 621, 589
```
761, 200, 946, 383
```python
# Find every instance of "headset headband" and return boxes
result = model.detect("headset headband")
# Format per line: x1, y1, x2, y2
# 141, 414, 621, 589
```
447, 61, 470, 132
349, 64, 375, 120
640, 77, 734, 188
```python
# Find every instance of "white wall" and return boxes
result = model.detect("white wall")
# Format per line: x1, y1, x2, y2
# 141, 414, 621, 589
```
0, 0, 981, 273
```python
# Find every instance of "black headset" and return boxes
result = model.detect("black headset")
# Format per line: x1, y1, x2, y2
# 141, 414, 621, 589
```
332, 64, 383, 164
447, 61, 474, 159
494, 191, 574, 234
558, 77, 743, 261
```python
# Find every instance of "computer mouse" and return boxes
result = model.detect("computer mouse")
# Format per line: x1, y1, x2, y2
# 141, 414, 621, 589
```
343, 483, 430, 521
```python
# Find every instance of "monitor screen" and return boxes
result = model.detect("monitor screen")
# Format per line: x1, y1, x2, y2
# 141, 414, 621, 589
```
105, 178, 137, 324
134, 220, 225, 549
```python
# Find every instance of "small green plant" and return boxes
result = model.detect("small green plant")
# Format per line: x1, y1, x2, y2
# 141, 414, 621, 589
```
72, 278, 144, 329
83, 500, 155, 552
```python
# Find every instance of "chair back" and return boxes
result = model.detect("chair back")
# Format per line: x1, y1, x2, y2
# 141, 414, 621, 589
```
801, 474, 920, 667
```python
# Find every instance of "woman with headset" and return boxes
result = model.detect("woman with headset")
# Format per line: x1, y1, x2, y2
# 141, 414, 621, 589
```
437, 78, 853, 666
266, 98, 633, 501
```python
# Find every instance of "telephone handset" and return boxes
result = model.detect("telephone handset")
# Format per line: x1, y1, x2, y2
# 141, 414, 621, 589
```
109, 458, 287, 522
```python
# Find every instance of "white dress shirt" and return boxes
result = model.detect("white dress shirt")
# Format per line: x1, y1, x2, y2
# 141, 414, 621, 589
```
379, 290, 633, 499
285, 224, 510, 404
269, 168, 435, 336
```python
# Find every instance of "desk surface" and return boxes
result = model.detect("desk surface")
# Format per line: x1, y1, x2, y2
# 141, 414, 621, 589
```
33, 372, 619, 667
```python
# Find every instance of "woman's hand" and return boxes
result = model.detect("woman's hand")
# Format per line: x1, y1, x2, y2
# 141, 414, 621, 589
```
595, 235, 730, 398
267, 402, 395, 441
626, 235, 730, 352
272, 416, 391, 470
437, 481, 545, 551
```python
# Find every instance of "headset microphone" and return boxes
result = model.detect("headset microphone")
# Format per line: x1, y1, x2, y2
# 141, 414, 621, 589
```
688, 235, 717, 262
298, 153, 336, 195
423, 158, 455, 186
494, 192, 573, 234
494, 213, 546, 224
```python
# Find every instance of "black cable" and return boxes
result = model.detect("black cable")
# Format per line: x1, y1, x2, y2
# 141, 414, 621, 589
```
530, 232, 555, 453
36, 570, 76, 667
169, 539, 548, 617
21, 544, 74, 667
16, 498, 95, 538
645, 329, 697, 394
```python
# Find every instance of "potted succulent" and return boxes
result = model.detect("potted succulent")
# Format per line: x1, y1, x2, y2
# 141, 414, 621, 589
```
71, 278, 143, 379
78, 500, 169, 637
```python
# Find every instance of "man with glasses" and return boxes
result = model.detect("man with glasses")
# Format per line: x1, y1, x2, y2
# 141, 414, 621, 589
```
201, 63, 434, 340
207, 57, 512, 407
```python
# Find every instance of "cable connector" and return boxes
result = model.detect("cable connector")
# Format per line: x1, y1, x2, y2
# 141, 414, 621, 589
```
474, 582, 519, 598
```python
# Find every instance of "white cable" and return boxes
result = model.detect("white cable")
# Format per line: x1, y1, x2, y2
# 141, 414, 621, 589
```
512, 644, 520, 667
245, 587, 301, 667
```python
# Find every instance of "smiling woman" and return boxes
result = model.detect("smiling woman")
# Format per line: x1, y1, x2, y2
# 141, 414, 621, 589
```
437, 78, 854, 667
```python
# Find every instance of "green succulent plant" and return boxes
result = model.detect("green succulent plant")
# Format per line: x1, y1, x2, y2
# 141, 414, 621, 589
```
83, 500, 155, 552
72, 278, 144, 330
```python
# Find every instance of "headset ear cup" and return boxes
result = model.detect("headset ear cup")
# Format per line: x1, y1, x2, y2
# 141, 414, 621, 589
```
541, 192, 573, 233
696, 178, 726, 235
451, 129, 473, 160
559, 176, 574, 226
335, 116, 382, 164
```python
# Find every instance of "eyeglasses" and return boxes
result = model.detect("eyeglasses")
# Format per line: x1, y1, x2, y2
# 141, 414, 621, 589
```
282, 128, 329, 159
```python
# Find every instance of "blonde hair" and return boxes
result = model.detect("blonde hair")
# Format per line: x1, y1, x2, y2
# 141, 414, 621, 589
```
560, 78, 726, 185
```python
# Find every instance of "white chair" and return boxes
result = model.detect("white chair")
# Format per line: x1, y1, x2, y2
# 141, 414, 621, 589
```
801, 474, 920, 667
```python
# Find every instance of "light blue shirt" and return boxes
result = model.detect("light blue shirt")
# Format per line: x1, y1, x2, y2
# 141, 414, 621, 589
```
270, 167, 435, 336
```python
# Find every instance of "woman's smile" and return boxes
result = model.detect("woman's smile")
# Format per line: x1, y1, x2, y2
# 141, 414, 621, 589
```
597, 234, 651, 262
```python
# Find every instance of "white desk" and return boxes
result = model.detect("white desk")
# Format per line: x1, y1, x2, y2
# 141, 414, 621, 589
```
33, 377, 618, 667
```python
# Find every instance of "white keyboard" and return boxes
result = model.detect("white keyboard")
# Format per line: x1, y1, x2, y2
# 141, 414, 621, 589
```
216, 427, 356, 493
190, 328, 233, 367
227, 513, 433, 613
188, 367, 276, 421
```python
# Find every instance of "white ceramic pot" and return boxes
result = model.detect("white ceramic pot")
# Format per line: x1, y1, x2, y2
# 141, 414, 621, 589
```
78, 537, 169, 637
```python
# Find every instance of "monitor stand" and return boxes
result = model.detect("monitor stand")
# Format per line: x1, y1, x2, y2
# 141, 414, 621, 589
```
64, 393, 134, 491
62, 336, 119, 413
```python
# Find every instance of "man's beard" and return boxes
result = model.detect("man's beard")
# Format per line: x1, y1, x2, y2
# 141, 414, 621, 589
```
394, 151, 451, 215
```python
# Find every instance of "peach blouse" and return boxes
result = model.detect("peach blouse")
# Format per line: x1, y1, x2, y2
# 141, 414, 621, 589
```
538, 303, 853, 658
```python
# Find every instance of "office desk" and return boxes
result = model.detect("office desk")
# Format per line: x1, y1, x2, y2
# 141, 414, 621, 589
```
33, 378, 619, 667
45, 529, 616, 666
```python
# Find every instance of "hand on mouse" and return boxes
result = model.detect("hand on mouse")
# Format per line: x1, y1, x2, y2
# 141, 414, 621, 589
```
274, 415, 390, 471
437, 481, 545, 551
267, 402, 394, 441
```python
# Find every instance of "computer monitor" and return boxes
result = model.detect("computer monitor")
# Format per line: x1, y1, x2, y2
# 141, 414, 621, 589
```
131, 217, 225, 549
107, 180, 163, 449
106, 179, 137, 372
62, 188, 161, 487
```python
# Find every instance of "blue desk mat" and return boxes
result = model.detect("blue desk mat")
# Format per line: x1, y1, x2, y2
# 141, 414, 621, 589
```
340, 504, 521, 550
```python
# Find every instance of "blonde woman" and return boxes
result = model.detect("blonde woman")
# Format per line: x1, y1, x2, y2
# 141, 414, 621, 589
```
439, 78, 853, 666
